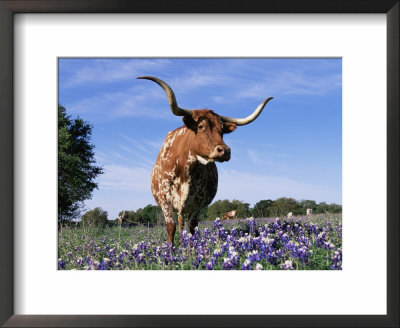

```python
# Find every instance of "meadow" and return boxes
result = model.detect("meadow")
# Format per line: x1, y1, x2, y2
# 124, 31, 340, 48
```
58, 214, 342, 270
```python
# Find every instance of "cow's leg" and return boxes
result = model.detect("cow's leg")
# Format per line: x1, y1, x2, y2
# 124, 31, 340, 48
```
188, 211, 200, 235
166, 219, 176, 244
178, 214, 184, 233
160, 202, 176, 244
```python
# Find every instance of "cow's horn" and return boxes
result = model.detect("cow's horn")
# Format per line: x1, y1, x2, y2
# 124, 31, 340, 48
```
137, 76, 193, 117
220, 97, 273, 126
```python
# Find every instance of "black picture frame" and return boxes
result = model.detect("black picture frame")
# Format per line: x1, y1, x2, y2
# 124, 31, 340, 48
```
0, 1, 398, 327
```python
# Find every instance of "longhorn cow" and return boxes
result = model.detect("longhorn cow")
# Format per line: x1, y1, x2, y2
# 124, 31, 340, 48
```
138, 76, 272, 244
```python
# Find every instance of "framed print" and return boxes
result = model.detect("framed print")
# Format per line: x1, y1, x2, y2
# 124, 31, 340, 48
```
1, 1, 398, 327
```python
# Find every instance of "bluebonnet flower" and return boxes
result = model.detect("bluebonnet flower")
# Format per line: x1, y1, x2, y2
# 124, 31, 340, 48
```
241, 259, 251, 270
213, 248, 222, 259
331, 249, 342, 270
76, 257, 84, 266
118, 250, 129, 263
255, 263, 263, 270
316, 232, 326, 246
295, 246, 309, 263
136, 252, 145, 264
58, 258, 66, 269
228, 247, 240, 266
323, 241, 334, 249
279, 232, 290, 243
205, 261, 214, 270
247, 217, 256, 234
247, 250, 261, 263
222, 258, 233, 270
280, 260, 293, 270
230, 228, 238, 237
108, 248, 116, 257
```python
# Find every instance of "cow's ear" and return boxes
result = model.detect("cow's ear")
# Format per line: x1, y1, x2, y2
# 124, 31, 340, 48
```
223, 122, 237, 134
182, 115, 197, 131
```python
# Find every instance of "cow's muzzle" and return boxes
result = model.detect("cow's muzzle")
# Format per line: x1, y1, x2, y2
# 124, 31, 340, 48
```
212, 145, 231, 162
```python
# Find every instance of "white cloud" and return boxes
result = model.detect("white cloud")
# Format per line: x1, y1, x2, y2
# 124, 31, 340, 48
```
247, 150, 260, 164
119, 134, 153, 155
167, 60, 341, 103
117, 145, 155, 167
145, 139, 164, 150
237, 71, 341, 99
170, 71, 229, 93
65, 87, 177, 121
98, 164, 152, 191
62, 59, 171, 88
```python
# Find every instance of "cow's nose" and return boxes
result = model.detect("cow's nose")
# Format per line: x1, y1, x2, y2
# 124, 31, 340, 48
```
215, 145, 230, 161
216, 146, 225, 155
224, 147, 231, 158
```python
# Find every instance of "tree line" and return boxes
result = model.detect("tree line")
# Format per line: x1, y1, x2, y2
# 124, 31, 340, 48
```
78, 197, 342, 227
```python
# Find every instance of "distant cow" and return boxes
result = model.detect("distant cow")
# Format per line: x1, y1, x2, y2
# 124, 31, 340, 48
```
287, 212, 293, 218
221, 210, 237, 221
118, 210, 128, 225
306, 208, 313, 215
138, 76, 272, 243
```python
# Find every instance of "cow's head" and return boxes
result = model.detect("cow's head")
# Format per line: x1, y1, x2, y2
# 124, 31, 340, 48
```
137, 76, 273, 164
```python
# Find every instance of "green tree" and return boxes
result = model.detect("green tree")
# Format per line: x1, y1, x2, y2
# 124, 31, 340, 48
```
251, 199, 274, 218
117, 210, 136, 224
207, 199, 229, 219
327, 203, 342, 213
58, 105, 103, 222
299, 199, 317, 214
81, 207, 108, 227
232, 199, 250, 218
315, 202, 329, 213
207, 199, 250, 219
198, 207, 209, 221
132, 208, 144, 223
269, 197, 301, 217
142, 204, 160, 224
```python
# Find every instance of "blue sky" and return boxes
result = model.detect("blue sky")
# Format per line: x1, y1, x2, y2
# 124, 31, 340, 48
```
58, 58, 342, 220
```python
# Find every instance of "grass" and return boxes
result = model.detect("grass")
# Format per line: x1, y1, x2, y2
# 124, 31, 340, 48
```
58, 214, 342, 270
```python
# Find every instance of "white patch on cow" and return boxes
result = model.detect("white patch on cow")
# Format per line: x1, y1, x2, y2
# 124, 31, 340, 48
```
172, 179, 190, 212
196, 155, 213, 165
160, 131, 178, 162
187, 151, 197, 164
164, 171, 174, 178
165, 217, 173, 223
176, 127, 186, 136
